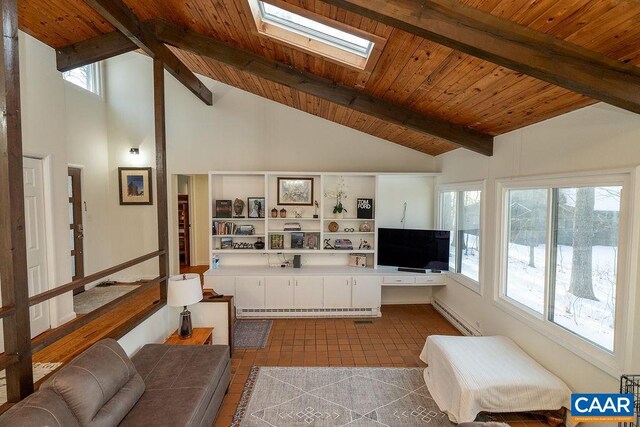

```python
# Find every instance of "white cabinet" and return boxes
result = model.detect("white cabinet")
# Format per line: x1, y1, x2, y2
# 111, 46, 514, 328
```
235, 276, 265, 308
352, 275, 381, 308
265, 276, 294, 308
294, 277, 323, 308
323, 276, 352, 308
204, 276, 236, 296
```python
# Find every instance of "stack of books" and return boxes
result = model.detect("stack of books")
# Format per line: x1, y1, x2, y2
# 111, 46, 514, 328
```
212, 221, 237, 235
334, 239, 353, 250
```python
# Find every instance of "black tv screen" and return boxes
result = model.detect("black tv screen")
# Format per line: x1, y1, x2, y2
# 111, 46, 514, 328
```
377, 228, 450, 271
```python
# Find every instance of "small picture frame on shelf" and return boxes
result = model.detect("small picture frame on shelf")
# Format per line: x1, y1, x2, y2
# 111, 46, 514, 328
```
291, 232, 305, 249
277, 177, 314, 205
270, 234, 284, 250
304, 232, 320, 250
247, 197, 265, 218
236, 225, 255, 235
220, 237, 233, 249
215, 200, 233, 218
357, 198, 374, 219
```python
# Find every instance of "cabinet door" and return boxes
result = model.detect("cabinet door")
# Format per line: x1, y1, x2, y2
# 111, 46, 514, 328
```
265, 276, 294, 308
204, 276, 235, 297
235, 277, 265, 309
323, 276, 352, 308
352, 276, 381, 308
294, 277, 323, 308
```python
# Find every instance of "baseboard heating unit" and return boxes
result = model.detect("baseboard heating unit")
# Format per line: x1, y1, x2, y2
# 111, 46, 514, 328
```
432, 299, 481, 336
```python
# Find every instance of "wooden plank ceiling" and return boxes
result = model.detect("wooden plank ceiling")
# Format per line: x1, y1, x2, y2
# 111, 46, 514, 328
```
18, 0, 640, 156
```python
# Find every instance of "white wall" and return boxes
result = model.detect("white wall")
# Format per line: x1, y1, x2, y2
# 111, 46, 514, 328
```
117, 305, 176, 356
192, 174, 211, 266
434, 103, 640, 396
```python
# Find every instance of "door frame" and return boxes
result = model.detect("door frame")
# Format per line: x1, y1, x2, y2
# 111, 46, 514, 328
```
68, 165, 85, 292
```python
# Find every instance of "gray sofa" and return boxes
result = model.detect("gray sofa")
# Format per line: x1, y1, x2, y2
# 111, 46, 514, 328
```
0, 338, 231, 426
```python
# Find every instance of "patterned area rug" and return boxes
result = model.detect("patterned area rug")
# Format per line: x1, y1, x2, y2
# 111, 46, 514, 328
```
231, 367, 455, 426
73, 285, 140, 314
234, 320, 273, 349
0, 362, 63, 404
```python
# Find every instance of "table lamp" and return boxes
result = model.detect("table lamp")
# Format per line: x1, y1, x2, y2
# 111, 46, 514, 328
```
167, 274, 203, 338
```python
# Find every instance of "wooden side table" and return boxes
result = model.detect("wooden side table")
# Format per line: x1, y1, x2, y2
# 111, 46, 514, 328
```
165, 327, 213, 345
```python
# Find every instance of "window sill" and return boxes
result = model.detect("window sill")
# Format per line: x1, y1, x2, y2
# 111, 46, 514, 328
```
493, 296, 622, 379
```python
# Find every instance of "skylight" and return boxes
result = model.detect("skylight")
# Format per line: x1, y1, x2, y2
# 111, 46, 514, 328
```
258, 1, 374, 58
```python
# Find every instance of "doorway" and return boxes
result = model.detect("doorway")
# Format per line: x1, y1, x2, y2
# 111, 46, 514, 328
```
178, 194, 191, 267
68, 167, 85, 294
23, 157, 51, 338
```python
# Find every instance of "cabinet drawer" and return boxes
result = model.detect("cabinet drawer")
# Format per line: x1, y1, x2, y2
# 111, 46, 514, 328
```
414, 275, 445, 285
383, 276, 415, 284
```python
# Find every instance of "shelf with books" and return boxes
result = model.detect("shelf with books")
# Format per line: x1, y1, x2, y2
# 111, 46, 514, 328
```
212, 234, 266, 238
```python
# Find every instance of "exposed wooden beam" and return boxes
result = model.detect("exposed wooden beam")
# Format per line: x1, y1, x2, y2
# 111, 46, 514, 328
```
56, 30, 137, 72
0, 0, 34, 401
322, 0, 640, 115
153, 58, 169, 301
81, 0, 212, 105
152, 21, 492, 155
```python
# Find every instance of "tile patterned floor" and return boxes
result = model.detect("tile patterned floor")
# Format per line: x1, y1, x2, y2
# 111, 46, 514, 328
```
213, 304, 550, 427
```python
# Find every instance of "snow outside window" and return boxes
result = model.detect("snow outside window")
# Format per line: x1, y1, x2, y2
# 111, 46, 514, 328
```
439, 188, 481, 285
502, 184, 622, 353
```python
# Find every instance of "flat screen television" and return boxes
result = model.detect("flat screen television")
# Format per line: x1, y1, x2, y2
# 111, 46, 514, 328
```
377, 228, 450, 272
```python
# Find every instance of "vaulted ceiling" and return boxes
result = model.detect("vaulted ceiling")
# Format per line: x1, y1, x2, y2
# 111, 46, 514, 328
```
18, 0, 640, 156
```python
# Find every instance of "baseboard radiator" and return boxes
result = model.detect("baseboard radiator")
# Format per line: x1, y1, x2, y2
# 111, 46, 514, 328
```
432, 299, 481, 336
237, 307, 381, 318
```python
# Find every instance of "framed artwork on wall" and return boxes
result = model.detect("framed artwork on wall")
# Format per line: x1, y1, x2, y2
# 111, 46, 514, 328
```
118, 167, 153, 205
277, 177, 314, 205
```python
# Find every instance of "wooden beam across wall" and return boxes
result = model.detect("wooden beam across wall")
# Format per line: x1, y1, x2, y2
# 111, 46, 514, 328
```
81, 0, 212, 105
322, 0, 640, 115
56, 30, 137, 72
0, 0, 34, 401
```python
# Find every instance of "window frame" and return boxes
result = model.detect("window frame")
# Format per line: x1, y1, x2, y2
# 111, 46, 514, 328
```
436, 181, 485, 294
494, 169, 637, 377
62, 62, 102, 96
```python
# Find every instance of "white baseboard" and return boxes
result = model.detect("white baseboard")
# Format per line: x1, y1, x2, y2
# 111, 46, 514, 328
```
432, 298, 481, 336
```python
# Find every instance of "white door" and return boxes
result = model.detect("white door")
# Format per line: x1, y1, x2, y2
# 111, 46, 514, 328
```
235, 276, 265, 309
294, 277, 323, 308
265, 276, 294, 308
23, 157, 51, 337
323, 276, 352, 308
352, 275, 381, 308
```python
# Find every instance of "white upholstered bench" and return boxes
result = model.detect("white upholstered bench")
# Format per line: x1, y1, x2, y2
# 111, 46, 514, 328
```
419, 335, 571, 423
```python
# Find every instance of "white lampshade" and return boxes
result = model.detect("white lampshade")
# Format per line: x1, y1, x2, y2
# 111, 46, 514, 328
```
167, 274, 203, 307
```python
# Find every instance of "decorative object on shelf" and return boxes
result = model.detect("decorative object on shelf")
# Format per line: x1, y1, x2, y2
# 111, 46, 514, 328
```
220, 237, 233, 249
349, 253, 367, 267
293, 208, 303, 218
233, 198, 245, 218
270, 234, 284, 250
283, 222, 301, 231
118, 167, 153, 205
291, 232, 304, 249
328, 221, 339, 232
211, 255, 220, 270
167, 274, 203, 338
313, 200, 319, 218
325, 177, 348, 218
271, 207, 278, 218
248, 197, 265, 218
277, 177, 314, 205
357, 198, 374, 219
334, 239, 353, 250
215, 200, 233, 218
343, 227, 355, 232
254, 237, 265, 250
359, 222, 372, 232
359, 239, 372, 250
304, 232, 320, 250
236, 225, 255, 235
279, 208, 287, 218
323, 239, 335, 250
233, 242, 254, 249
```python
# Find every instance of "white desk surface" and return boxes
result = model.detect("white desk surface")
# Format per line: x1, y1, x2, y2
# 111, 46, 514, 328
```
203, 265, 447, 277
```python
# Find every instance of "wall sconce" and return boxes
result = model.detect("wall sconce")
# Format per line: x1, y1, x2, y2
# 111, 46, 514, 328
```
129, 148, 140, 155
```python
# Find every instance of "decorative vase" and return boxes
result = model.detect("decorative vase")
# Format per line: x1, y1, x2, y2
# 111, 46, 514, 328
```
254, 238, 265, 250
279, 208, 287, 218
271, 208, 278, 218
359, 222, 372, 232
328, 221, 339, 232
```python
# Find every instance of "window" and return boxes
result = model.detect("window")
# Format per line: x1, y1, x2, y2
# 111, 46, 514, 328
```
247, 0, 379, 70
62, 63, 100, 95
438, 184, 482, 287
498, 174, 629, 362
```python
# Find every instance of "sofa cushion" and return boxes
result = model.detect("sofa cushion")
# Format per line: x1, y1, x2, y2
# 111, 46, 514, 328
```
41, 338, 145, 426
0, 389, 80, 427
120, 344, 230, 427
